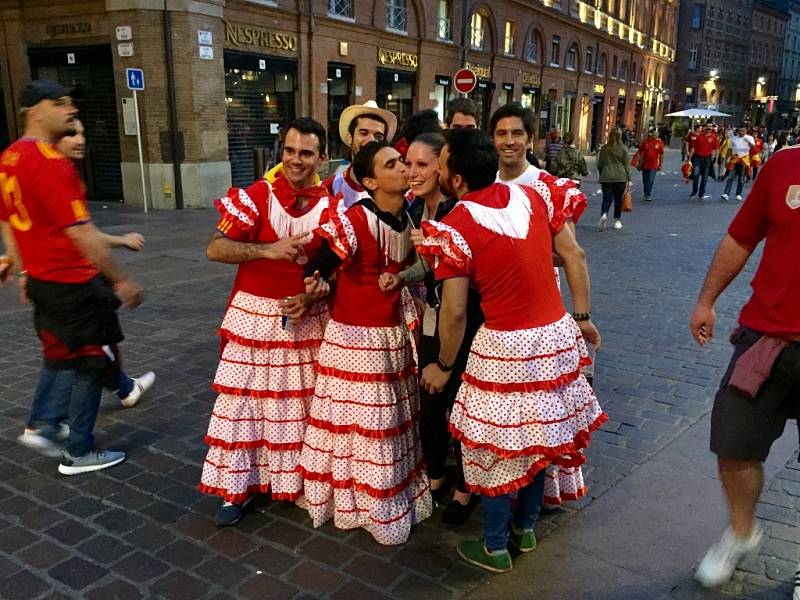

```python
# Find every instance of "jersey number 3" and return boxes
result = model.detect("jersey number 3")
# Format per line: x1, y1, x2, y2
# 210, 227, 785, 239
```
0, 174, 32, 232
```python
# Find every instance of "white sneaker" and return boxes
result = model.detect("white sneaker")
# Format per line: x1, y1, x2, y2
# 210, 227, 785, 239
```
695, 526, 763, 588
720, 194, 729, 201
702, 194, 711, 199
17, 428, 63, 458
597, 214, 607, 232
120, 371, 156, 408
735, 195, 743, 201
613, 220, 623, 230
689, 194, 698, 200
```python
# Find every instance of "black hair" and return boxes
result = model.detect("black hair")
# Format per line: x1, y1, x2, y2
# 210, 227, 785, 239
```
396, 109, 441, 145
490, 102, 536, 139
351, 140, 390, 189
348, 114, 389, 139
284, 117, 327, 156
443, 128, 498, 191
408, 131, 445, 156
445, 97, 480, 126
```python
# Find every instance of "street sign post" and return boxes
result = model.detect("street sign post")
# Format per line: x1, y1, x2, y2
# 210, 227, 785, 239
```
453, 68, 477, 95
126, 68, 148, 213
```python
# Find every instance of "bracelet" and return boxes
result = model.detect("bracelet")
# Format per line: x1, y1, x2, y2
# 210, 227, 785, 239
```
572, 312, 592, 322
0, 255, 11, 266
436, 357, 453, 372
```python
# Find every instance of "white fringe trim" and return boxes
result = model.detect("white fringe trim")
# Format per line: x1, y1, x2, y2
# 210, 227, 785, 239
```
460, 184, 533, 240
363, 208, 412, 264
267, 188, 329, 240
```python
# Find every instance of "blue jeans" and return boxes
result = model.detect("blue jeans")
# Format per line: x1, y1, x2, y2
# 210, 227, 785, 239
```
601, 182, 627, 219
691, 155, 712, 196
724, 163, 745, 197
481, 469, 546, 551
642, 169, 657, 197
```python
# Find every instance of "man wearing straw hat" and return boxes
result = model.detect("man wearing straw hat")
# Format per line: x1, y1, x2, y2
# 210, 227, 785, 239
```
322, 101, 397, 208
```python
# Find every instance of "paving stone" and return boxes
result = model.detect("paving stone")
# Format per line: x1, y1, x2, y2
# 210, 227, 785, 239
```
84, 579, 143, 600
241, 546, 301, 576
123, 524, 177, 552
0, 570, 49, 599
207, 529, 259, 559
756, 503, 799, 527
157, 539, 209, 569
768, 522, 800, 545
390, 573, 455, 600
16, 540, 70, 569
139, 500, 187, 524
761, 538, 800, 563
59, 496, 109, 519
343, 554, 403, 587
0, 555, 21, 578
299, 535, 351, 567
238, 574, 299, 600
17, 507, 65, 530
330, 580, 392, 600
78, 534, 136, 564
764, 556, 796, 583
287, 562, 346, 595
174, 513, 219, 541
49, 556, 107, 590
193, 555, 253, 588
392, 543, 455, 578
0, 525, 39, 553
112, 551, 171, 583
94, 508, 147, 534
150, 570, 209, 598
259, 519, 311, 549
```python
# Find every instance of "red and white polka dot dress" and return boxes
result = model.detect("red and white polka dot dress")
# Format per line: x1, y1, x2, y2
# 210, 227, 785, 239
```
417, 183, 607, 499
199, 177, 332, 504
297, 205, 433, 545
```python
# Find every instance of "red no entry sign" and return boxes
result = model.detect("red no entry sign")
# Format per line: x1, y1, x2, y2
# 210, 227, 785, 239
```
453, 68, 477, 94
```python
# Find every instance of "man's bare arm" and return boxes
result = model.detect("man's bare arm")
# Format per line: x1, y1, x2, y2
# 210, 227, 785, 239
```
206, 231, 305, 264
0, 222, 21, 280
437, 277, 470, 366
697, 234, 753, 307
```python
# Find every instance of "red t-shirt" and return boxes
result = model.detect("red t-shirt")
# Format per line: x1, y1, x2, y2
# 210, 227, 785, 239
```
0, 139, 98, 283
728, 147, 800, 336
638, 137, 665, 170
685, 132, 699, 150
692, 133, 719, 157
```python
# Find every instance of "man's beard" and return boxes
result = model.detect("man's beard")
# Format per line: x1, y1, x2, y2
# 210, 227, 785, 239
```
439, 175, 455, 198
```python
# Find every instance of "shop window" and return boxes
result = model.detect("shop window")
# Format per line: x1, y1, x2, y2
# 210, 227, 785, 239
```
437, 0, 452, 40
328, 0, 352, 18
526, 29, 542, 62
585, 46, 594, 72
566, 44, 578, 71
386, 0, 407, 31
471, 11, 486, 50
692, 4, 703, 28
504, 21, 515, 55
550, 34, 561, 66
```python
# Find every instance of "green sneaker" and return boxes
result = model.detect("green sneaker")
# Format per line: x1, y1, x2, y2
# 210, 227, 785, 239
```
509, 524, 537, 553
456, 539, 512, 573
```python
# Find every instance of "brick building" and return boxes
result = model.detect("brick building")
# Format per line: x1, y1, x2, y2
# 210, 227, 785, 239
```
0, 0, 676, 208
748, 0, 790, 127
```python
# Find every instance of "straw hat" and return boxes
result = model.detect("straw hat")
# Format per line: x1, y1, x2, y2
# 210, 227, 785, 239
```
338, 100, 398, 147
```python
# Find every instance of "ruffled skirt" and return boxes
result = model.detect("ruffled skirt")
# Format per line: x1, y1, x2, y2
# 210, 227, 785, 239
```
199, 292, 329, 503
451, 314, 607, 497
298, 319, 432, 545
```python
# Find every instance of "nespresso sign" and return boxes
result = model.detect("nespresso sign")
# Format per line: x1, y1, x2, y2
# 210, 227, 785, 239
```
224, 21, 297, 52
46, 22, 92, 37
521, 71, 541, 87
378, 48, 418, 69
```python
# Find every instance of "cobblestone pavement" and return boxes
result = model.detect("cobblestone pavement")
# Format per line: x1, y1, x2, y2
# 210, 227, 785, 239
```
0, 149, 795, 599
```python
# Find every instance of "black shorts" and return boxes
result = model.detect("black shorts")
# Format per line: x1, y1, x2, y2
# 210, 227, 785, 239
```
710, 327, 800, 461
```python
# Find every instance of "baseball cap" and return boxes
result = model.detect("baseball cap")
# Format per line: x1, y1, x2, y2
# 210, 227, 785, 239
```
20, 79, 76, 109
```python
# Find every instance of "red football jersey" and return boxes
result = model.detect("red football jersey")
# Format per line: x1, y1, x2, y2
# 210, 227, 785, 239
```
0, 139, 98, 283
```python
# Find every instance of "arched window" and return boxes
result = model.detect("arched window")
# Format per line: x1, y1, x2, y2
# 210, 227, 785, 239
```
566, 43, 578, 70
526, 29, 542, 62
699, 88, 708, 103
620, 60, 628, 81
631, 61, 637, 82
471, 10, 488, 50
597, 52, 607, 75
585, 46, 594, 72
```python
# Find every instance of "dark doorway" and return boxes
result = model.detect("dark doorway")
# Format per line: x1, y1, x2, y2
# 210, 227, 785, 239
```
468, 81, 495, 129
327, 63, 354, 161
29, 45, 122, 202
224, 51, 298, 187
376, 69, 416, 127
590, 95, 605, 151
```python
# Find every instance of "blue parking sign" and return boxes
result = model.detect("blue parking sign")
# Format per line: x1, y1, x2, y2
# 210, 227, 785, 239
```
126, 68, 145, 91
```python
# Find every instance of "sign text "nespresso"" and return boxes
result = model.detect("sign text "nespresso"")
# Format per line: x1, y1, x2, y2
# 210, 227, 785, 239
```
378, 48, 419, 68
224, 21, 297, 52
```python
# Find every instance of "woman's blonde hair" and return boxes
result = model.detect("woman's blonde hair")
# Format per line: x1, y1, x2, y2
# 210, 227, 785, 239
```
608, 127, 623, 148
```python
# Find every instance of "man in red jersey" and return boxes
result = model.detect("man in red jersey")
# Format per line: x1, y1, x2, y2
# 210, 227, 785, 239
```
322, 101, 397, 208
199, 117, 333, 527
688, 122, 719, 199
690, 145, 800, 588
418, 128, 605, 573
636, 127, 665, 202
0, 80, 141, 475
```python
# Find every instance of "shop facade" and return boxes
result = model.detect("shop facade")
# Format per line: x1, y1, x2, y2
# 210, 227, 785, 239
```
0, 0, 675, 207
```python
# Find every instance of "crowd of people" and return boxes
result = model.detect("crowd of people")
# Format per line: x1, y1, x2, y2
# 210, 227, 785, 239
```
0, 79, 797, 593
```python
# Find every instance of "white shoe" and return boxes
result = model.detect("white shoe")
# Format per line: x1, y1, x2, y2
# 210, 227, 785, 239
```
702, 194, 711, 199
689, 194, 698, 200
695, 527, 763, 588
597, 214, 607, 232
17, 428, 63, 458
735, 195, 743, 201
120, 371, 156, 408
720, 194, 729, 201
613, 220, 623, 230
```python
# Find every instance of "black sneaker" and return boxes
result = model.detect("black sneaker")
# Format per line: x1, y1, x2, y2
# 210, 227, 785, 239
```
442, 494, 479, 526
215, 497, 253, 527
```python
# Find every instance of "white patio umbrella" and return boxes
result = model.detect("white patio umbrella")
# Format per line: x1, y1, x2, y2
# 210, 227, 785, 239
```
665, 108, 732, 118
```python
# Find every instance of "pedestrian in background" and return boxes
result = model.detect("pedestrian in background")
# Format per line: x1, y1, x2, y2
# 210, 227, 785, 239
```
544, 127, 563, 172
763, 133, 777, 161
721, 126, 755, 202
597, 127, 631, 231
683, 123, 700, 162
550, 132, 588, 185
690, 143, 800, 591
688, 122, 718, 200
634, 127, 664, 202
